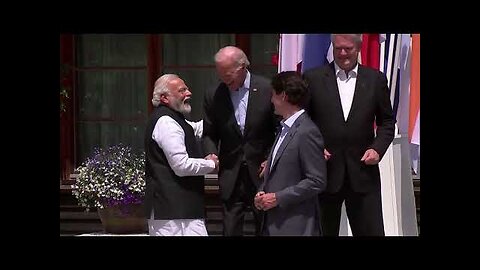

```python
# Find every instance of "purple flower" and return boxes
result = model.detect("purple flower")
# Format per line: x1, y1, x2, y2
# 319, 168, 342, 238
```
73, 144, 145, 209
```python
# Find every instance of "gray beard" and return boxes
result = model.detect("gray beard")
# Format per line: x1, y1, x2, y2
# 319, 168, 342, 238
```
179, 103, 192, 115
171, 100, 191, 115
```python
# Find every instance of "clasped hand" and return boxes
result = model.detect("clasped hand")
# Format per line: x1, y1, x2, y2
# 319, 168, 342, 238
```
254, 191, 278, 211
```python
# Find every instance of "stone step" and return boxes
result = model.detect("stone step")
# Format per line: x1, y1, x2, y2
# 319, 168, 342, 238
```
60, 222, 103, 234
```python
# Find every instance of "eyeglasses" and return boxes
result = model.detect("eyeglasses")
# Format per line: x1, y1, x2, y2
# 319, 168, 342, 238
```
333, 47, 355, 53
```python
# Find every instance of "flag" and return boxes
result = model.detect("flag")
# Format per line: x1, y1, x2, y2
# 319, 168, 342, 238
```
395, 34, 412, 135
409, 34, 420, 174
379, 34, 388, 73
360, 34, 381, 70
385, 34, 398, 91
278, 34, 304, 72
278, 34, 332, 74
301, 34, 332, 73
384, 33, 420, 174
409, 34, 420, 146
359, 34, 381, 130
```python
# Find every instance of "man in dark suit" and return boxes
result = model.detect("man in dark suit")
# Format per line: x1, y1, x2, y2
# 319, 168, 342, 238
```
303, 34, 395, 236
254, 71, 327, 236
203, 46, 278, 236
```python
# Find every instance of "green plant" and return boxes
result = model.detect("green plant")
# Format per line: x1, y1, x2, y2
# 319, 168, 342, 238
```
72, 144, 146, 211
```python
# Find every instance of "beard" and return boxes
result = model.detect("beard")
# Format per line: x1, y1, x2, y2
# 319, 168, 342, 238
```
171, 98, 192, 115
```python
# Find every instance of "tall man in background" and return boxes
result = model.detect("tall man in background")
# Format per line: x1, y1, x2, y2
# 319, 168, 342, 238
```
303, 34, 395, 236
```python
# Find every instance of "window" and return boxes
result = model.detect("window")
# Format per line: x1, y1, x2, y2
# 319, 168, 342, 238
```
75, 34, 148, 164
249, 34, 279, 79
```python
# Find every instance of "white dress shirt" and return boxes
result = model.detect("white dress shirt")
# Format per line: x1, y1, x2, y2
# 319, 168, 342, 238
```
271, 109, 305, 167
148, 116, 214, 236
334, 62, 358, 121
229, 71, 251, 135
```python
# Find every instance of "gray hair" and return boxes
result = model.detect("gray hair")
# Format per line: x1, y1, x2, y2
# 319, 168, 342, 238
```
152, 74, 179, 107
214, 46, 250, 68
331, 34, 363, 48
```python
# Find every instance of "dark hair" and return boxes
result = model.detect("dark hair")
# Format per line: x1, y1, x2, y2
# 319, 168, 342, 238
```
271, 71, 308, 106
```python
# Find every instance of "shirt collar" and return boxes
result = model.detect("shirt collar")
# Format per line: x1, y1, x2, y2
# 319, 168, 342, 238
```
281, 109, 305, 129
334, 62, 358, 79
241, 70, 251, 90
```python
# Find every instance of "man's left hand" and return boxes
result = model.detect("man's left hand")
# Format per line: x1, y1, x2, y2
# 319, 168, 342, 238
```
258, 192, 278, 211
360, 149, 380, 165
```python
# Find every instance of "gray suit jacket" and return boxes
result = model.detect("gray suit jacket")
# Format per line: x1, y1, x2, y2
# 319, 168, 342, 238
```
259, 112, 327, 236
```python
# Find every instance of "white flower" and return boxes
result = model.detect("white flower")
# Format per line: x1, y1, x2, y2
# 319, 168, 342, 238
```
73, 144, 145, 210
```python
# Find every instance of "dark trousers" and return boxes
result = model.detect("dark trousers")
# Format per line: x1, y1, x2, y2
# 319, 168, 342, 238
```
222, 163, 262, 236
318, 176, 385, 236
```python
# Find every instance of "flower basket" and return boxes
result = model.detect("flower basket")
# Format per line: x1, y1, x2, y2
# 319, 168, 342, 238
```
72, 144, 147, 234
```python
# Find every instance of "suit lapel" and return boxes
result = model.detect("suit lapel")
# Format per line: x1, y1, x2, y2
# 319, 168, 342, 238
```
325, 63, 346, 123
264, 128, 281, 181
244, 74, 259, 137
220, 85, 243, 138
346, 65, 366, 122
263, 148, 273, 183
269, 113, 307, 174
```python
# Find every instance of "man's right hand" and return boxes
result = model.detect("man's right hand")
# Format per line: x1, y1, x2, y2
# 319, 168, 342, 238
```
254, 191, 265, 210
324, 149, 332, 161
205, 154, 219, 173
258, 160, 268, 178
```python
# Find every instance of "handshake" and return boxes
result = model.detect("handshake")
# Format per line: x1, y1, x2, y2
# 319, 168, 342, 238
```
205, 153, 219, 173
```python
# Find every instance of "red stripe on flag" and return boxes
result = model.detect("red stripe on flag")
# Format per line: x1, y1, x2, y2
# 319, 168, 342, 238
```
361, 34, 380, 70
409, 34, 420, 142
361, 34, 381, 130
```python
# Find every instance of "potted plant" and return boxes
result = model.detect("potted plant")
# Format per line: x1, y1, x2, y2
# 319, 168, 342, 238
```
72, 144, 147, 234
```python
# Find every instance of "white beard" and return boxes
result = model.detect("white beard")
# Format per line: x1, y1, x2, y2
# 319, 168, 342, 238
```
171, 99, 191, 115
180, 103, 192, 114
